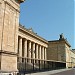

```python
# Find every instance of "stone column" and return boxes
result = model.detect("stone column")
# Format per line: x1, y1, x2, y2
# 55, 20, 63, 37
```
28, 41, 31, 63
24, 39, 27, 58
32, 42, 35, 59
39, 45, 41, 60
42, 47, 44, 60
19, 37, 22, 62
36, 44, 38, 59
32, 42, 35, 63
44, 48, 47, 60
36, 44, 38, 63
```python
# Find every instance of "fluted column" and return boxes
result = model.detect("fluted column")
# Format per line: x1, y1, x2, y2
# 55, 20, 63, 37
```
19, 37, 22, 62
36, 44, 38, 63
32, 42, 35, 59
39, 45, 41, 60
44, 48, 47, 60
28, 41, 31, 63
24, 39, 27, 58
42, 47, 44, 60
36, 44, 38, 59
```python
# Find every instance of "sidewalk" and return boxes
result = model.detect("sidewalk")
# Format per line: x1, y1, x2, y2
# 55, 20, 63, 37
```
25, 68, 72, 75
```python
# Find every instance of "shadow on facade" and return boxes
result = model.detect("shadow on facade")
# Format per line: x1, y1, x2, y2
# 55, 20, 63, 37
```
17, 57, 66, 74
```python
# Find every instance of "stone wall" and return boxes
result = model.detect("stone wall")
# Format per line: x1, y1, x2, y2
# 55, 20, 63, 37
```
47, 41, 66, 62
0, 0, 22, 74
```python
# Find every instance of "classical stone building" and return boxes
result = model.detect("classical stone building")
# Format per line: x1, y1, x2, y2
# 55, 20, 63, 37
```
0, 0, 25, 74
47, 34, 75, 68
0, 0, 48, 74
18, 25, 48, 62
0, 0, 75, 75
17, 25, 48, 74
70, 49, 75, 67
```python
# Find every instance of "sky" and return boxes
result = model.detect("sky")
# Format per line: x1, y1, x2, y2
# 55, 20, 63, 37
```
20, 0, 74, 49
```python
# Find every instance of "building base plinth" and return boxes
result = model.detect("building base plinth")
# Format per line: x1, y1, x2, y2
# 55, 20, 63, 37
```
0, 71, 18, 75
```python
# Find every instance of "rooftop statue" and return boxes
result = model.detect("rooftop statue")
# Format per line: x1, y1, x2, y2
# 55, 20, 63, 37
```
15, 0, 25, 3
19, 0, 25, 3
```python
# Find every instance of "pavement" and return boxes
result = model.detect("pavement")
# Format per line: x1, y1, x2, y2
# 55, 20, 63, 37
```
25, 68, 75, 75
51, 68, 75, 75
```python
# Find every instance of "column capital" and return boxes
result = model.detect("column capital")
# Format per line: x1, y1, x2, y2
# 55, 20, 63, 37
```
18, 36, 22, 39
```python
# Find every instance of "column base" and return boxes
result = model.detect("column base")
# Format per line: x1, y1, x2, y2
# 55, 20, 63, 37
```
0, 52, 18, 75
0, 70, 18, 75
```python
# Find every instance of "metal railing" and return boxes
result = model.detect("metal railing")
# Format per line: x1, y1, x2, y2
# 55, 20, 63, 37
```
17, 57, 66, 74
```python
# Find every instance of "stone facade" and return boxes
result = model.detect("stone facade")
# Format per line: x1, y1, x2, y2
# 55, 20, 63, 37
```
47, 34, 75, 68
70, 50, 75, 67
47, 40, 66, 62
0, 0, 24, 74
0, 0, 48, 74
0, 0, 75, 75
18, 25, 48, 62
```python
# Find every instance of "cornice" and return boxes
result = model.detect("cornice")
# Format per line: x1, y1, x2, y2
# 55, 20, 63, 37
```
19, 25, 48, 44
48, 39, 71, 47
0, 50, 17, 56
4, 0, 20, 12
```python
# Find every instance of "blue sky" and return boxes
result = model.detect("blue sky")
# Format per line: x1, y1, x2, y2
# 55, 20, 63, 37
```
20, 0, 74, 49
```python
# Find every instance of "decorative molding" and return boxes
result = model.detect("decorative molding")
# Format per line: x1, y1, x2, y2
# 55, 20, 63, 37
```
0, 50, 18, 55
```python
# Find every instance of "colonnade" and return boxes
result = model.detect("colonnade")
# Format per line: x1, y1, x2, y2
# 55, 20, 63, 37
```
18, 36, 47, 63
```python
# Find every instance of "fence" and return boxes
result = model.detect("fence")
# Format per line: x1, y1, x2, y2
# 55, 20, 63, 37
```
17, 57, 66, 74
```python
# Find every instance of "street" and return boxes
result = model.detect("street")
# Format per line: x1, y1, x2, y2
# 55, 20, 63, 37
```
51, 68, 75, 75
